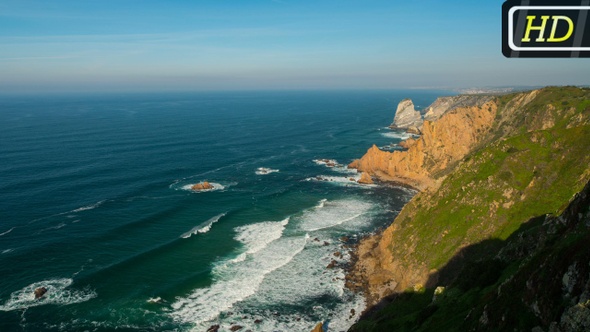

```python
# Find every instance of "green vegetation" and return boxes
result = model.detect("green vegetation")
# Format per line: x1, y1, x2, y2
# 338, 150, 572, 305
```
350, 87, 590, 331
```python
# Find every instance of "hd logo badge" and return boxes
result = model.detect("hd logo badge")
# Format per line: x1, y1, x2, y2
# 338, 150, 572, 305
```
503, 0, 590, 57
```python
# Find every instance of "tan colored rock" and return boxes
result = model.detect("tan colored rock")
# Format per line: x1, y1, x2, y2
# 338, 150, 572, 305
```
311, 322, 323, 332
351, 100, 498, 190
357, 172, 374, 184
398, 138, 417, 149
191, 181, 214, 191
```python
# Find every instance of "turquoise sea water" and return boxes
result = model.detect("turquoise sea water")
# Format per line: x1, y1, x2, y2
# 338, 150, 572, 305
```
0, 90, 446, 331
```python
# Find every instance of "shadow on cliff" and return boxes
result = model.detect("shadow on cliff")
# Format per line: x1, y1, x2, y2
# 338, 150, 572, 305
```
352, 180, 590, 331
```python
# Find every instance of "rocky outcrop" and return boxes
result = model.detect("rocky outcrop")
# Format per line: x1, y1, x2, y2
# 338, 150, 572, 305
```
349, 87, 590, 331
390, 99, 423, 129
350, 99, 498, 190
311, 322, 323, 332
357, 172, 373, 184
34, 287, 47, 299
191, 181, 214, 191
424, 94, 495, 122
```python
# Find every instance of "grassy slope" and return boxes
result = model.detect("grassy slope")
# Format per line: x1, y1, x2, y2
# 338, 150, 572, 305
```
350, 87, 590, 331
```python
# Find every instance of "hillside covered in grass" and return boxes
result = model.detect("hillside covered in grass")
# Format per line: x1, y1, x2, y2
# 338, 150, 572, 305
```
348, 87, 590, 331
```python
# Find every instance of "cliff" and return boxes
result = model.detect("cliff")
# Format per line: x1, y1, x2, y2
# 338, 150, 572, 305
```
390, 99, 423, 130
349, 99, 498, 190
349, 87, 590, 331
423, 95, 495, 122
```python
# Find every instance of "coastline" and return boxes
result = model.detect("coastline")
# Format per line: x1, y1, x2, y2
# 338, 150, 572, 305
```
343, 86, 590, 331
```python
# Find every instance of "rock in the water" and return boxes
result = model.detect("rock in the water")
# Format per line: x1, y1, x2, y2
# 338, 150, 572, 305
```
34, 287, 47, 299
357, 172, 374, 184
191, 181, 214, 191
254, 319, 263, 324
311, 322, 323, 332
206, 325, 220, 332
327, 260, 338, 269
391, 99, 423, 129
230, 325, 243, 331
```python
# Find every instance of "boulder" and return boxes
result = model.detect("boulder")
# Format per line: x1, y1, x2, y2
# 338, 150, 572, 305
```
327, 260, 338, 269
34, 287, 47, 299
191, 181, 214, 191
230, 326, 243, 331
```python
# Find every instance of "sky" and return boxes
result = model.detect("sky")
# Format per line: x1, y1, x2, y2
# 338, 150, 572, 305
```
0, 0, 589, 93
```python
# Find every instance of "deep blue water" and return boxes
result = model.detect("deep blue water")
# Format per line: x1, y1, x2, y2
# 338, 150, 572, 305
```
0, 90, 447, 331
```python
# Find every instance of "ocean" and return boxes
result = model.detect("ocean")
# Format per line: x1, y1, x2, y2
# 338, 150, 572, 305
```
0, 90, 445, 331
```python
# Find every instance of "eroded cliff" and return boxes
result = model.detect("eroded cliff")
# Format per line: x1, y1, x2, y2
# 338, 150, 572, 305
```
350, 99, 498, 190
349, 87, 590, 331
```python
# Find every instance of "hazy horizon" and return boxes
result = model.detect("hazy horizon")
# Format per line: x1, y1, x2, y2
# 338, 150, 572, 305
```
1, 0, 589, 94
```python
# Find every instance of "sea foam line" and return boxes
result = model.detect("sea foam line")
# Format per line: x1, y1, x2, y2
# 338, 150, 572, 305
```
0, 227, 15, 237
181, 213, 228, 239
29, 200, 107, 224
70, 200, 106, 213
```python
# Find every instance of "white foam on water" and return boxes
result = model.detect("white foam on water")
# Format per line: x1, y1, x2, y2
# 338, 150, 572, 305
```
306, 174, 378, 189
180, 182, 226, 193
71, 200, 106, 213
29, 200, 107, 224
255, 167, 279, 175
316, 198, 328, 209
2, 248, 14, 254
181, 213, 228, 239
170, 219, 307, 327
0, 278, 97, 311
381, 131, 414, 140
299, 199, 374, 232
223, 218, 290, 265
181, 199, 375, 331
313, 159, 339, 167
0, 227, 15, 237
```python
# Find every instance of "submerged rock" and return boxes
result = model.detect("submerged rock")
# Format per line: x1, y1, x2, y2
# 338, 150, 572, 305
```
229, 325, 243, 331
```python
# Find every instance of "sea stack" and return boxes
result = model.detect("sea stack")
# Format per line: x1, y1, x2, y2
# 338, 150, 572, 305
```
390, 99, 423, 129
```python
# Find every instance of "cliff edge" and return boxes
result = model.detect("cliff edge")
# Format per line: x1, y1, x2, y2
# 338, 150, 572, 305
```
349, 87, 590, 331
350, 98, 498, 190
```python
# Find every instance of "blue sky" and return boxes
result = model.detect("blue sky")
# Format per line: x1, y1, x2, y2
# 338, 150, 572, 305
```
0, 0, 588, 93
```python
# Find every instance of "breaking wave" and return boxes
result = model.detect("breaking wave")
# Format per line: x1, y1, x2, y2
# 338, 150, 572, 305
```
181, 213, 228, 238
170, 218, 306, 326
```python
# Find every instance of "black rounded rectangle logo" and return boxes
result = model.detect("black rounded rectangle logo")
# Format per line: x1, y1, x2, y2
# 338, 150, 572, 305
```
503, 0, 590, 57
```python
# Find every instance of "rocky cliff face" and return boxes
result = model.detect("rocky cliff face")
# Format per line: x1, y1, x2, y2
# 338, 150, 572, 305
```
390, 99, 423, 129
349, 87, 590, 331
350, 100, 498, 190
423, 95, 495, 122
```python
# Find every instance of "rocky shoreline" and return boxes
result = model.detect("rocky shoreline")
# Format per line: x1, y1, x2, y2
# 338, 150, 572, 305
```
344, 87, 590, 331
